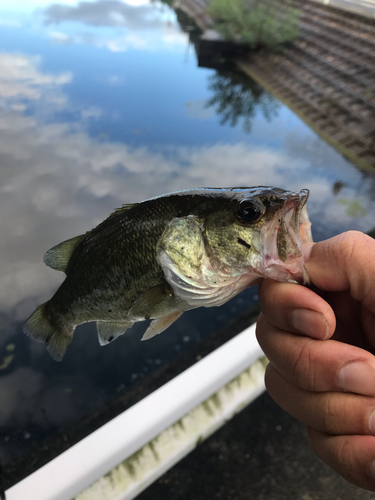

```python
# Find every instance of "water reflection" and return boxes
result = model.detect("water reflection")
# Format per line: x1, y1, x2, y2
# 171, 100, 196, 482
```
332, 180, 346, 196
174, 8, 279, 132
1, 0, 375, 476
205, 68, 279, 132
43, 0, 167, 28
43, 0, 185, 52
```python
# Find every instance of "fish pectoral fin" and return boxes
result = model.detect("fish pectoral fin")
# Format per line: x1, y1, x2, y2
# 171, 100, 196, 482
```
44, 234, 85, 273
141, 311, 183, 341
97, 321, 133, 346
129, 283, 172, 318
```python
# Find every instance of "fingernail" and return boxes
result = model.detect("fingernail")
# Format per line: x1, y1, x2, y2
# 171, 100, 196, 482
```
291, 309, 329, 339
369, 410, 375, 435
338, 361, 375, 396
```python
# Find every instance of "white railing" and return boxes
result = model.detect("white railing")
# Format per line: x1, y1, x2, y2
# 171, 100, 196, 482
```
6, 323, 265, 500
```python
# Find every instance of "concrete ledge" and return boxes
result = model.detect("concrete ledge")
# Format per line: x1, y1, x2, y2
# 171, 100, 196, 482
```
75, 356, 266, 500
6, 324, 263, 500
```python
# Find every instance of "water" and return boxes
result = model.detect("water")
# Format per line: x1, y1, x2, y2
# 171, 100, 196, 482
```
1, 0, 375, 476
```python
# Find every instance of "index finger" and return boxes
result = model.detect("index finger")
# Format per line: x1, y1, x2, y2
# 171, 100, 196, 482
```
259, 279, 335, 339
256, 314, 375, 396
306, 231, 375, 311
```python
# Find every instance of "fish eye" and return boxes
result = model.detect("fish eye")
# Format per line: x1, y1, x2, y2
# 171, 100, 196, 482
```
236, 199, 264, 224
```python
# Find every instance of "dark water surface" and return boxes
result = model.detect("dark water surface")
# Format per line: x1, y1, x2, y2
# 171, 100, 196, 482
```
1, 0, 375, 478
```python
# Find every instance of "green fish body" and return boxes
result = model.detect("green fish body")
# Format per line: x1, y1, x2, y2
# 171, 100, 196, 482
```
24, 187, 312, 361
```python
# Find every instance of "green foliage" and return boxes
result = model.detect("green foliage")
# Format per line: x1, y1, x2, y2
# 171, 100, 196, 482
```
337, 198, 367, 218
208, 0, 300, 50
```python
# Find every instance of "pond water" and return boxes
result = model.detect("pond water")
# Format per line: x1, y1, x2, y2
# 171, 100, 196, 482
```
1, 0, 375, 483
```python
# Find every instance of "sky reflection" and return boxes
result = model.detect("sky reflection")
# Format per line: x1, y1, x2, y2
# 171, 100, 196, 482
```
1, 0, 375, 471
43, 0, 185, 53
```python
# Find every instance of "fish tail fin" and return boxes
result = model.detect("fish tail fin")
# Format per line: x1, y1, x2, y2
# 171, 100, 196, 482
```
23, 302, 73, 361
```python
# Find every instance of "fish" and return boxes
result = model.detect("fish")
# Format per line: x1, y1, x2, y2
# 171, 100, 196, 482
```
23, 187, 313, 361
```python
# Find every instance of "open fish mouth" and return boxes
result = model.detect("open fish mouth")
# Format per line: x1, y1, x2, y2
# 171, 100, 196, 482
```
263, 189, 312, 285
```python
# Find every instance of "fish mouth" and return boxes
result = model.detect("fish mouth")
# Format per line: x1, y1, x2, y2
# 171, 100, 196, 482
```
263, 189, 313, 285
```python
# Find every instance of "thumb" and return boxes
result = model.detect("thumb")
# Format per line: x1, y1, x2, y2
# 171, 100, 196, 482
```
305, 231, 375, 312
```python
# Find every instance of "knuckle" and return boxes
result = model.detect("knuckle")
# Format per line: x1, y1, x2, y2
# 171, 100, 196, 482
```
337, 230, 371, 272
337, 231, 363, 266
255, 313, 265, 335
333, 437, 361, 485
264, 363, 273, 392
290, 339, 317, 391
315, 394, 371, 436
255, 314, 268, 349
316, 393, 336, 434
264, 362, 278, 391
307, 429, 375, 490
335, 436, 351, 469
337, 231, 375, 301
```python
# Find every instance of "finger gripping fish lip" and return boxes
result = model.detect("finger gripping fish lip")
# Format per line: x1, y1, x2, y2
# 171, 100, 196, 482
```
262, 190, 312, 285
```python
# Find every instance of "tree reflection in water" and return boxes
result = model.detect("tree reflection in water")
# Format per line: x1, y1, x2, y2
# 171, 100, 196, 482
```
206, 69, 280, 132
172, 4, 280, 133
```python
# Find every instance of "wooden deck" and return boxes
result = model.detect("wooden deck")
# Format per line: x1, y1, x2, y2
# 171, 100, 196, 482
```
176, 0, 375, 172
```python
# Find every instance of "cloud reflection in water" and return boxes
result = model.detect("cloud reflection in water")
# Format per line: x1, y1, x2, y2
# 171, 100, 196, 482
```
44, 0, 169, 28
44, 0, 187, 52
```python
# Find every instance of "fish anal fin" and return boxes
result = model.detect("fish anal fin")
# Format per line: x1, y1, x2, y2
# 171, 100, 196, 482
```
23, 302, 73, 361
44, 234, 85, 273
129, 283, 172, 319
97, 321, 133, 346
141, 311, 183, 341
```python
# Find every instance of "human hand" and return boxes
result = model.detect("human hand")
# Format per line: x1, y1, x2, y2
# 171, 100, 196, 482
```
256, 231, 375, 491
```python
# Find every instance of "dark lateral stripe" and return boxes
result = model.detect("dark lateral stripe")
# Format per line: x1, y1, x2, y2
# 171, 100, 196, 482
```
237, 238, 251, 249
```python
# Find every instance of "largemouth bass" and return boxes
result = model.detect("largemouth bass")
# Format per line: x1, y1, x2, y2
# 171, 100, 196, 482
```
24, 187, 312, 361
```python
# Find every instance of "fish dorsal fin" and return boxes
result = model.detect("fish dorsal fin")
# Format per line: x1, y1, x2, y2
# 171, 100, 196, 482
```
43, 234, 85, 273
108, 203, 138, 219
